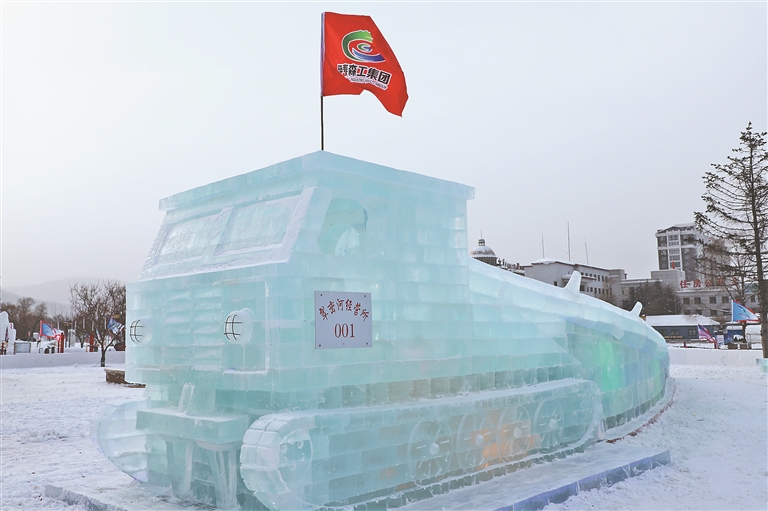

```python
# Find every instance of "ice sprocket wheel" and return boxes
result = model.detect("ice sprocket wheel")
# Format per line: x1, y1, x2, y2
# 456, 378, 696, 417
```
408, 419, 454, 483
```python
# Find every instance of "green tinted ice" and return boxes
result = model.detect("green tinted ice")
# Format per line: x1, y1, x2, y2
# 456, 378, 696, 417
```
94, 152, 669, 510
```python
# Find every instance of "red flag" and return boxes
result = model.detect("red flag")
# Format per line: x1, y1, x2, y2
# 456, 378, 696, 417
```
322, 12, 408, 116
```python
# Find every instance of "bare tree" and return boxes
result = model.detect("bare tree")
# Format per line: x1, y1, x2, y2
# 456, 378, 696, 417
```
599, 282, 617, 307
695, 123, 768, 358
70, 280, 126, 367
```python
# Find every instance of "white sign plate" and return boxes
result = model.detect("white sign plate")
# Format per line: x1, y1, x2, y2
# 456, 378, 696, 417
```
314, 291, 372, 349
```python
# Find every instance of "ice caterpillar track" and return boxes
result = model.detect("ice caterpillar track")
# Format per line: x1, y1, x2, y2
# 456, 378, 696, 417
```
241, 379, 602, 510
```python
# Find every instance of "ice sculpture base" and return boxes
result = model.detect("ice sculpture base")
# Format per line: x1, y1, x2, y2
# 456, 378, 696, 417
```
45, 478, 202, 511
399, 444, 671, 510
45, 444, 670, 511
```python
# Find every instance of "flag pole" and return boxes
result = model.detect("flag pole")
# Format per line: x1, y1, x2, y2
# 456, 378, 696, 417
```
320, 12, 325, 151
321, 95, 325, 151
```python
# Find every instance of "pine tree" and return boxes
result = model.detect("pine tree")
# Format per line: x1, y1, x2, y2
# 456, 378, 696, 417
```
695, 123, 768, 358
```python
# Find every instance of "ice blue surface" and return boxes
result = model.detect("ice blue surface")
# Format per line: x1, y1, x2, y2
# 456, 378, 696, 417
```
94, 152, 669, 510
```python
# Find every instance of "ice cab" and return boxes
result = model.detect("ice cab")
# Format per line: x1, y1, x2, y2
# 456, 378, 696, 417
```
93, 152, 669, 510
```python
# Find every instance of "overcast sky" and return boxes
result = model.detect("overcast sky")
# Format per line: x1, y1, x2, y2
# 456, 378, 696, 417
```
2, 1, 766, 289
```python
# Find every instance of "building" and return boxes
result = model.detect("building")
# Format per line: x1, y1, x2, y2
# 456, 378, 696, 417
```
523, 259, 623, 301
655, 223, 704, 282
469, 238, 525, 275
620, 268, 760, 321
655, 222, 761, 320
618, 269, 686, 311
677, 285, 762, 319
475, 225, 761, 319
469, 238, 498, 266
645, 315, 719, 343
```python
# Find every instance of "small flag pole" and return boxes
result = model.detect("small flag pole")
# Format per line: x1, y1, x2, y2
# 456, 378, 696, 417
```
321, 94, 325, 151
320, 12, 325, 151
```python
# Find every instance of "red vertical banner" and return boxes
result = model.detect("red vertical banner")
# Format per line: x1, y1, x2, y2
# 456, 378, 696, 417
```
322, 12, 408, 116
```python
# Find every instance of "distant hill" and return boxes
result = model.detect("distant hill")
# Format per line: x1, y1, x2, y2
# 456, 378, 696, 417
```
1, 277, 122, 315
0, 289, 24, 304
0, 292, 70, 315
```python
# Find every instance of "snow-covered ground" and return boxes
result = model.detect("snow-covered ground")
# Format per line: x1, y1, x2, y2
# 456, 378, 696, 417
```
1, 349, 766, 510
547, 361, 767, 511
1, 364, 142, 509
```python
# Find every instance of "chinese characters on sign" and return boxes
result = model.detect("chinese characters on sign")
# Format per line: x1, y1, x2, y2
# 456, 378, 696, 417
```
679, 277, 738, 289
335, 64, 392, 90
315, 291, 372, 349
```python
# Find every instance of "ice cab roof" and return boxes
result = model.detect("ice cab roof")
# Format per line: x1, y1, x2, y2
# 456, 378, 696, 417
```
159, 151, 474, 212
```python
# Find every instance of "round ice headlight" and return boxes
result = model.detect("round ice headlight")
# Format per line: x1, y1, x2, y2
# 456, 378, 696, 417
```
129, 317, 153, 344
224, 309, 254, 345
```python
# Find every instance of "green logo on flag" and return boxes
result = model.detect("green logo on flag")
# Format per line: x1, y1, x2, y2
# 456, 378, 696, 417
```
342, 30, 386, 63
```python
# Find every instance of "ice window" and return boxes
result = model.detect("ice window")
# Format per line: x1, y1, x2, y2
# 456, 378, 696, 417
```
217, 197, 296, 253
157, 215, 217, 263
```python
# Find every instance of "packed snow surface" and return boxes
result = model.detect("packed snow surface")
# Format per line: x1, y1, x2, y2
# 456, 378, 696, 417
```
1, 349, 766, 510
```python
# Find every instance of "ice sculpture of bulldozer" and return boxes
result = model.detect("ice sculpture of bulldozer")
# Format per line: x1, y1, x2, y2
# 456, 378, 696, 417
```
92, 152, 669, 510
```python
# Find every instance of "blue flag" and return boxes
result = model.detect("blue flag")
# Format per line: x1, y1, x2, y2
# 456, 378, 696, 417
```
107, 318, 124, 334
40, 322, 58, 338
732, 301, 758, 322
